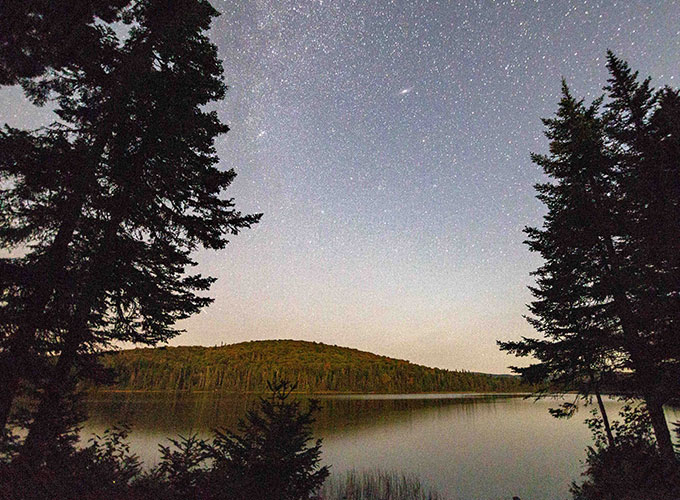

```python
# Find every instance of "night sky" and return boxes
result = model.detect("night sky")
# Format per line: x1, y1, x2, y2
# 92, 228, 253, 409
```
2, 1, 679, 373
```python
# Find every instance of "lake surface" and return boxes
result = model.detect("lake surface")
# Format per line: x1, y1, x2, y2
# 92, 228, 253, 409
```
82, 393, 680, 500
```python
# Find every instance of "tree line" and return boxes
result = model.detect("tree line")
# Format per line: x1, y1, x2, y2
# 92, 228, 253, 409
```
93, 340, 533, 394
498, 52, 680, 470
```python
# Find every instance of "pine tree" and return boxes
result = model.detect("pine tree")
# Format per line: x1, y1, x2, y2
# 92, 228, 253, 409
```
498, 83, 621, 445
0, 0, 260, 460
205, 379, 329, 500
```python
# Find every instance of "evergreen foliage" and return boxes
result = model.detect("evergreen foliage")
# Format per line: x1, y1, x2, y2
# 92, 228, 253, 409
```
0, 424, 144, 500
94, 340, 531, 393
0, 379, 329, 500
205, 378, 329, 500
498, 83, 619, 391
0, 0, 129, 84
498, 53, 680, 463
0, 0, 260, 460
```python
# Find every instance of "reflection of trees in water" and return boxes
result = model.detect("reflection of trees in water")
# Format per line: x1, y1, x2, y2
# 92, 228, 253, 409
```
84, 392, 252, 434
313, 395, 518, 437
83, 393, 522, 438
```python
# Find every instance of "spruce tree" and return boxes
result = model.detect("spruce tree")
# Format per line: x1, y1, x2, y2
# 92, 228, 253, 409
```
498, 84, 622, 445
0, 0, 129, 84
601, 52, 680, 461
500, 57, 680, 463
205, 379, 329, 500
0, 18, 123, 431
0, 0, 260, 460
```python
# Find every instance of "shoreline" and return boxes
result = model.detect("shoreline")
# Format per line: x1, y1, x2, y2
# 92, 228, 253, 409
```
84, 388, 536, 396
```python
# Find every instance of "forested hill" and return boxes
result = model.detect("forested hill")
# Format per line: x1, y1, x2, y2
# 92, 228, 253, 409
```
95, 340, 531, 393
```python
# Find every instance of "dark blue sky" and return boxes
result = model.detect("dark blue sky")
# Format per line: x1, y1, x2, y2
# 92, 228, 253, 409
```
3, 0, 679, 372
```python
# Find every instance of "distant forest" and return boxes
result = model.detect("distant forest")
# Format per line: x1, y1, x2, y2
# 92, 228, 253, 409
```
94, 340, 532, 393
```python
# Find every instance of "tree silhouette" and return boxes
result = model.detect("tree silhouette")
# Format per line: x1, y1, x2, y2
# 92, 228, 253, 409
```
601, 52, 680, 461
0, 0, 129, 84
1, 380, 329, 499
499, 54, 680, 463
0, 0, 260, 461
205, 379, 329, 500
499, 83, 621, 444
0, 1, 128, 431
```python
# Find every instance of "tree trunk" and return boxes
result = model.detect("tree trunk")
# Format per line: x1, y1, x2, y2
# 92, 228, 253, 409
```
595, 209, 675, 460
21, 199, 129, 459
645, 395, 676, 464
19, 338, 80, 464
0, 368, 20, 432
595, 391, 616, 448
0, 95, 118, 435
587, 134, 677, 465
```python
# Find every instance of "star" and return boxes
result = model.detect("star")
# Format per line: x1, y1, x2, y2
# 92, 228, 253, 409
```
5, 0, 678, 375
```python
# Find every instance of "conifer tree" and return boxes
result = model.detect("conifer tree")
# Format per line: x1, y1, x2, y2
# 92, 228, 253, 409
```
0, 0, 260, 458
600, 52, 680, 461
0, 17, 124, 431
500, 58, 680, 462
498, 84, 622, 445
205, 379, 329, 500
0, 0, 129, 84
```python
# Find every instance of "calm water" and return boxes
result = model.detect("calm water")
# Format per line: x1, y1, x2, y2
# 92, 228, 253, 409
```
82, 393, 680, 500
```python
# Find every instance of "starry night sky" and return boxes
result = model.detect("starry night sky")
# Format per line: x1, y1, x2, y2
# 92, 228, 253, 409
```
2, 0, 679, 373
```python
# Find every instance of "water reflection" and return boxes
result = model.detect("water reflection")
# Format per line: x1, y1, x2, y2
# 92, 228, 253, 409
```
82, 393, 678, 500
84, 392, 524, 443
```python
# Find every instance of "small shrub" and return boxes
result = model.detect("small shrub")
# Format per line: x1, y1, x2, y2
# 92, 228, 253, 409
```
2, 378, 330, 500
203, 378, 329, 500
152, 434, 208, 498
0, 424, 142, 500
571, 403, 680, 500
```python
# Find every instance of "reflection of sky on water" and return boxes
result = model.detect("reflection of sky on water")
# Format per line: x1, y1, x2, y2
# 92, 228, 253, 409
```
82, 394, 678, 500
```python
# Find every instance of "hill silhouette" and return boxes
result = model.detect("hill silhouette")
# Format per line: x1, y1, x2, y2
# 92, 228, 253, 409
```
95, 340, 530, 394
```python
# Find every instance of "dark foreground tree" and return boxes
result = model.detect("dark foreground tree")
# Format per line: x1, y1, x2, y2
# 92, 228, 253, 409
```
0, 380, 329, 500
204, 379, 329, 500
602, 52, 680, 460
0, 424, 144, 500
498, 83, 622, 446
0, 1, 127, 432
499, 53, 679, 463
0, 0, 260, 460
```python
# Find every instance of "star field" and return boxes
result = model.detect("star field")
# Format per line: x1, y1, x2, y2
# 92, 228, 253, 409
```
2, 0, 679, 372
